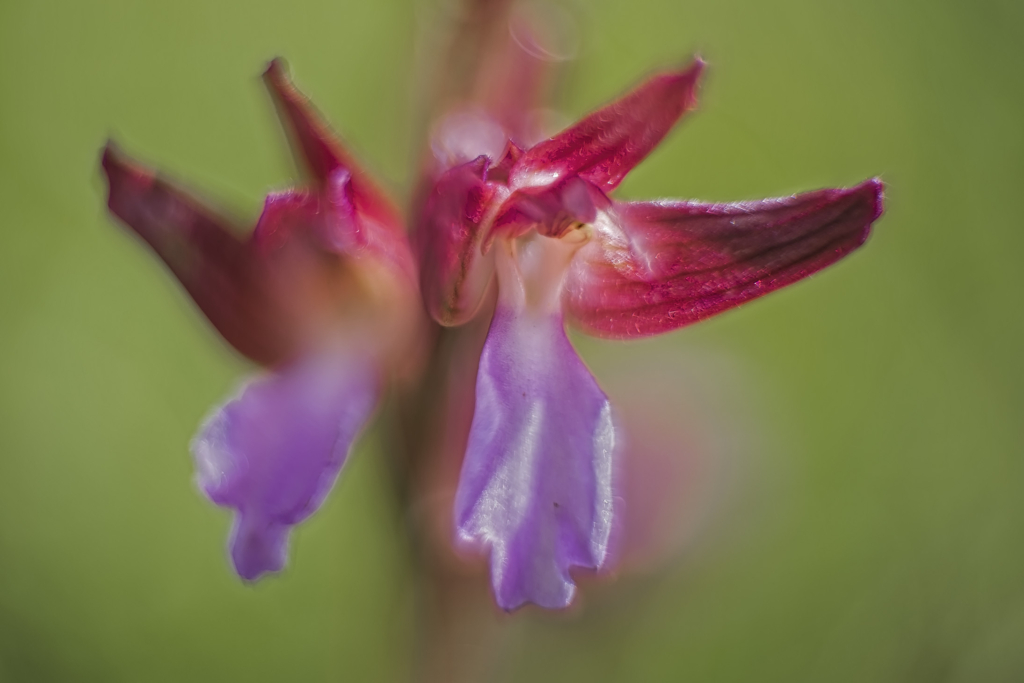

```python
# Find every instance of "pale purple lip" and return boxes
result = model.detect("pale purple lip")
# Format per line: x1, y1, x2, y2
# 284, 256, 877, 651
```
454, 304, 617, 610
194, 353, 377, 581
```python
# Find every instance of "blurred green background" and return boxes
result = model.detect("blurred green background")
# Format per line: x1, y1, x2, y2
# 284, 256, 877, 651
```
2, 0, 1022, 681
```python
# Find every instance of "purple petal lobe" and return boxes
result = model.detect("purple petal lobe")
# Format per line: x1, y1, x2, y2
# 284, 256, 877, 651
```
510, 59, 704, 193
564, 179, 884, 338
193, 352, 378, 581
455, 305, 618, 610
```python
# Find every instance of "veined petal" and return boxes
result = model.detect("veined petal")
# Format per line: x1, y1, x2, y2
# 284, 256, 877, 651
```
510, 59, 704, 193
193, 352, 378, 581
454, 305, 619, 610
564, 179, 884, 338
416, 156, 498, 326
101, 143, 292, 366
263, 59, 403, 236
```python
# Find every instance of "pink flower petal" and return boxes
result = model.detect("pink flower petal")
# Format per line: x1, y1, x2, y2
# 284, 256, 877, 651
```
510, 59, 704, 193
416, 156, 498, 326
263, 59, 404, 237
491, 175, 609, 241
454, 305, 620, 610
251, 171, 365, 257
101, 144, 293, 366
563, 179, 884, 338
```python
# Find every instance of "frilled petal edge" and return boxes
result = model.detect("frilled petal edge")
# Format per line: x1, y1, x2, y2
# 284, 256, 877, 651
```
454, 305, 619, 610
193, 352, 378, 580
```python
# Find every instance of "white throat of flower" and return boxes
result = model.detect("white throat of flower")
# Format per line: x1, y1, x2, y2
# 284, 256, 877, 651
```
494, 227, 588, 316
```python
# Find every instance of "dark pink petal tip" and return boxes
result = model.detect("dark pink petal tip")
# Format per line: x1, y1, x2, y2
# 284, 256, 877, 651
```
262, 58, 347, 184
262, 59, 403, 233
454, 306, 619, 610
100, 142, 293, 366
564, 178, 885, 338
511, 57, 705, 193
193, 353, 378, 581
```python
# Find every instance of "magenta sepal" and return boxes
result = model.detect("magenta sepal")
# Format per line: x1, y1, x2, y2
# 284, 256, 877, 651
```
101, 61, 415, 367
563, 179, 884, 338
263, 59, 404, 236
454, 305, 619, 611
193, 352, 378, 581
101, 145, 293, 366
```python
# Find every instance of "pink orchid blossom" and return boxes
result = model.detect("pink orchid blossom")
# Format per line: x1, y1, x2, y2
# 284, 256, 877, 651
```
417, 58, 883, 610
98, 0, 883, 626
101, 61, 422, 580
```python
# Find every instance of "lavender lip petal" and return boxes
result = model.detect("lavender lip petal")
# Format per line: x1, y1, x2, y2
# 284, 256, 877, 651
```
192, 352, 378, 581
454, 305, 619, 611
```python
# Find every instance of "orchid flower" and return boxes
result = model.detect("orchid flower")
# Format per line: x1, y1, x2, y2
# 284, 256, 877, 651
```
98, 0, 883, 626
101, 61, 422, 581
417, 58, 883, 610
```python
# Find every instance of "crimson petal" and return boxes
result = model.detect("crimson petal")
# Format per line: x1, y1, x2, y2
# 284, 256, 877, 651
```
564, 179, 884, 338
510, 59, 704, 193
416, 156, 498, 326
263, 59, 403, 236
101, 144, 292, 366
